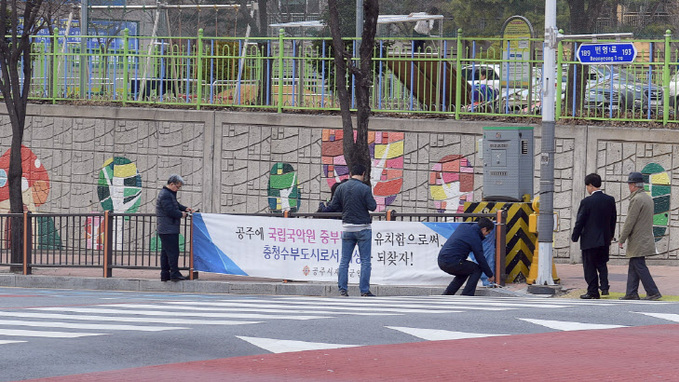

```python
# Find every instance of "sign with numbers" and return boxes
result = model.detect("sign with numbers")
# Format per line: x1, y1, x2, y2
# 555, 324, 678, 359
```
576, 43, 637, 64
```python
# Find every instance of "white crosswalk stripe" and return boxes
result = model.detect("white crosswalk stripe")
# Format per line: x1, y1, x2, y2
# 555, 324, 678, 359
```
0, 311, 261, 326
0, 329, 104, 338
33, 307, 331, 321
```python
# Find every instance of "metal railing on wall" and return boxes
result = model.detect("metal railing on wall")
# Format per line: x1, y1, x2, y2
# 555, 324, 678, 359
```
17, 29, 679, 124
0, 210, 508, 284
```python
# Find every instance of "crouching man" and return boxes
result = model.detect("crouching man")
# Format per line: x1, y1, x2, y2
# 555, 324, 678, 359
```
438, 217, 495, 296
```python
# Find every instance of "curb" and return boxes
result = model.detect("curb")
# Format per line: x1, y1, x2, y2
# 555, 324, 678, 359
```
0, 274, 521, 297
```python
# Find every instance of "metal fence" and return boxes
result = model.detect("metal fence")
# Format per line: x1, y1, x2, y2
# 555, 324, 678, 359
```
0, 210, 508, 284
0, 212, 192, 277
18, 29, 679, 124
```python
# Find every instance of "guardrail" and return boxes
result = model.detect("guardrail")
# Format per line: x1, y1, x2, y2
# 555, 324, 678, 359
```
17, 29, 679, 124
0, 210, 508, 285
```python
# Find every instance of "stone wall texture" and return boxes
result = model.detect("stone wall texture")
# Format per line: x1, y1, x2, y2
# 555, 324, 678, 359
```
1, 105, 678, 265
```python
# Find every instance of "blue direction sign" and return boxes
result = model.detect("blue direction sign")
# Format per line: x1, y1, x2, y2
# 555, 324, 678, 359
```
576, 43, 637, 64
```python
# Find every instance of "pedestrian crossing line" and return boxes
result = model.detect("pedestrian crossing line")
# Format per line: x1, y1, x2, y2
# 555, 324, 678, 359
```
0, 328, 104, 338
386, 326, 508, 341
32, 307, 330, 321
157, 301, 466, 315
0, 340, 27, 345
249, 298, 515, 311
518, 318, 628, 331
236, 336, 359, 354
0, 311, 261, 326
107, 303, 405, 316
634, 312, 679, 323
0, 319, 187, 332
277, 295, 568, 308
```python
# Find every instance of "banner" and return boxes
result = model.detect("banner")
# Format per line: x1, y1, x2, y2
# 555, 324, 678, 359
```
192, 213, 474, 286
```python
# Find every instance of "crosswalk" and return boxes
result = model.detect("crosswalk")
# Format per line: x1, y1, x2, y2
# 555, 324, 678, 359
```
0, 295, 676, 352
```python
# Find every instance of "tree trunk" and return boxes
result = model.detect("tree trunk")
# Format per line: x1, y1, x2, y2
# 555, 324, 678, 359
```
327, 0, 378, 184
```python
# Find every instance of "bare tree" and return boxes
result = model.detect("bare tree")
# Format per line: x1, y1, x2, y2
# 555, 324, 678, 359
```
327, 0, 378, 184
0, 0, 49, 270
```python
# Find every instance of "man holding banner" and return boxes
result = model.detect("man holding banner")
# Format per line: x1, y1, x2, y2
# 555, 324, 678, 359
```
325, 164, 378, 297
156, 174, 193, 282
438, 218, 495, 296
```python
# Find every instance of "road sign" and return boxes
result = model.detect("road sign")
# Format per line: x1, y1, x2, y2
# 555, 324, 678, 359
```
576, 43, 637, 64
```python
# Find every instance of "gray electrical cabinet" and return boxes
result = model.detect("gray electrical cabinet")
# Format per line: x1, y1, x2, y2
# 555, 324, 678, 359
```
482, 126, 534, 202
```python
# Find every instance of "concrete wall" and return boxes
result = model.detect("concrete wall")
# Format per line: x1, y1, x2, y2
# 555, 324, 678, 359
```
1, 104, 678, 265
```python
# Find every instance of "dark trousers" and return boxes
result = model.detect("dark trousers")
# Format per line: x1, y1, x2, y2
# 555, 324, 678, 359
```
626, 256, 660, 296
439, 260, 483, 296
582, 246, 609, 296
159, 233, 182, 279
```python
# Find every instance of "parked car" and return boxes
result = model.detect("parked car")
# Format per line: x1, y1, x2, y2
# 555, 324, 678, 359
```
669, 70, 679, 114
584, 65, 662, 112
460, 64, 528, 113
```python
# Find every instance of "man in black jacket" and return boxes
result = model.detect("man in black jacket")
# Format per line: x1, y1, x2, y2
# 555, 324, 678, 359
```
438, 218, 495, 296
572, 173, 617, 299
156, 174, 193, 282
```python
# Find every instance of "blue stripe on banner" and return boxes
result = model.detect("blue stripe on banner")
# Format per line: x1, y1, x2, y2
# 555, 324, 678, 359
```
421, 222, 466, 240
192, 213, 248, 275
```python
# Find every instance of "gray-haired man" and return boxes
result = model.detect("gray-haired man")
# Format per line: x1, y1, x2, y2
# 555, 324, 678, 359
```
156, 174, 193, 281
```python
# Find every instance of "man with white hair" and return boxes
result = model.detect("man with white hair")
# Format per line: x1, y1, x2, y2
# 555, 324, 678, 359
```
156, 174, 193, 281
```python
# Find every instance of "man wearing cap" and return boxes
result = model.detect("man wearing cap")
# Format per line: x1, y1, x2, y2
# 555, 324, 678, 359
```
618, 171, 662, 300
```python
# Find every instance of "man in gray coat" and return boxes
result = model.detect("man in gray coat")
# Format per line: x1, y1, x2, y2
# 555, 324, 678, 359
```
618, 172, 662, 300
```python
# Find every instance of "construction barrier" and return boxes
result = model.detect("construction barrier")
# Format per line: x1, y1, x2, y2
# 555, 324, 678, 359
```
463, 201, 535, 282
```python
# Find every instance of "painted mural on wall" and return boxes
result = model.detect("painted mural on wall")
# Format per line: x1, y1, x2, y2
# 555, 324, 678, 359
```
640, 163, 670, 242
89, 156, 143, 249
268, 162, 301, 212
0, 145, 60, 249
97, 157, 143, 213
0, 146, 50, 213
321, 129, 404, 212
429, 155, 474, 213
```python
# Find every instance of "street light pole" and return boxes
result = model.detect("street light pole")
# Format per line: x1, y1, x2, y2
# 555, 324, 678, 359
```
356, 0, 363, 38
536, 0, 557, 285
80, 0, 89, 99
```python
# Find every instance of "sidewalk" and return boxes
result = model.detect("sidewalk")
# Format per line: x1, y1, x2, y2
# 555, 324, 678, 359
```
1, 263, 677, 298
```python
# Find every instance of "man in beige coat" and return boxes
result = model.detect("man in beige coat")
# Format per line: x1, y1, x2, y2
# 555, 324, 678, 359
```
618, 172, 662, 300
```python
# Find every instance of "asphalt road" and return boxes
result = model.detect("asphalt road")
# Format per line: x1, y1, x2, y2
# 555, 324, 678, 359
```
2, 287, 679, 381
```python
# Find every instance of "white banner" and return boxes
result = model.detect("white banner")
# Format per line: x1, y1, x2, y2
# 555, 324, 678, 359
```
192, 213, 471, 286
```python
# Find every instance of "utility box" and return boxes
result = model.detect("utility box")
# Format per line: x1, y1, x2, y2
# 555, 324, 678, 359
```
482, 126, 534, 202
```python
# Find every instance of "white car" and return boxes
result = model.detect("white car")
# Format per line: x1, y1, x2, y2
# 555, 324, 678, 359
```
460, 64, 527, 112
670, 71, 679, 114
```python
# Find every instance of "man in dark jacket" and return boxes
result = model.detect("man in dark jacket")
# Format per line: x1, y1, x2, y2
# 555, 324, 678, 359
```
325, 163, 378, 297
572, 173, 617, 299
438, 218, 495, 296
156, 174, 193, 281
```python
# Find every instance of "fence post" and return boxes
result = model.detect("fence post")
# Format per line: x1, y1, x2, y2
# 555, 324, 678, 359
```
103, 211, 113, 278
23, 212, 32, 275
454, 29, 463, 120
495, 210, 507, 286
277, 29, 285, 113
196, 29, 204, 111
189, 214, 195, 280
555, 39, 564, 120
663, 30, 671, 126
122, 28, 129, 106
52, 27, 59, 104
